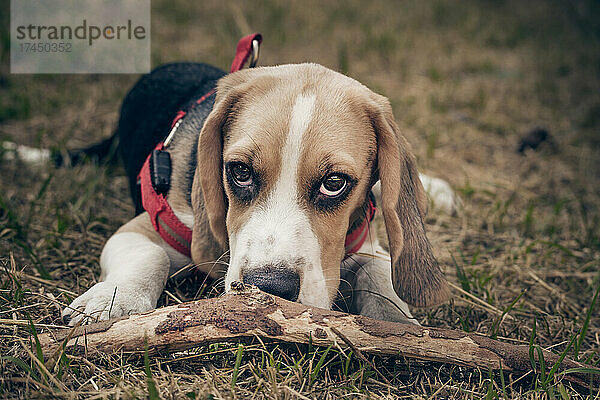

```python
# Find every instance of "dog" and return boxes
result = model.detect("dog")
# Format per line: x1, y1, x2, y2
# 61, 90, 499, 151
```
56, 61, 457, 326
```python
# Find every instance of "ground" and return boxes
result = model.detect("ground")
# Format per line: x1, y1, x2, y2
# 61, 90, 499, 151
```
1, 0, 599, 398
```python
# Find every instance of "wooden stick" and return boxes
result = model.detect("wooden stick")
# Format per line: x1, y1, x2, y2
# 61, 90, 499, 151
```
37, 285, 599, 388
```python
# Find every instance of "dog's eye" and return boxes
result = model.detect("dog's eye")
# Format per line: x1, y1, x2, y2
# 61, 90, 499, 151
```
226, 161, 260, 204
319, 174, 347, 197
312, 172, 355, 212
230, 162, 252, 186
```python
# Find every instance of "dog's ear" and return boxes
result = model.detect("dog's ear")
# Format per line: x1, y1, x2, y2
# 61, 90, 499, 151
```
191, 72, 253, 256
368, 93, 450, 307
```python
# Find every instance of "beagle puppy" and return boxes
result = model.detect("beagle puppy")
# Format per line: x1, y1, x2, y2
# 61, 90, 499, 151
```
61, 62, 451, 326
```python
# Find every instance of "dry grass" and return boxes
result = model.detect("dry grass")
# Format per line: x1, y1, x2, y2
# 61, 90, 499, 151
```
1, 0, 599, 398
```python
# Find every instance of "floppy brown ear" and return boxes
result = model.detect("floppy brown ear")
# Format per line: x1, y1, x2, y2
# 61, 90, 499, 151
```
369, 94, 450, 307
190, 72, 252, 259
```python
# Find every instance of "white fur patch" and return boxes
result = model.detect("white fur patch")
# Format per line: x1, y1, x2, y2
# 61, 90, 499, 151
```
99, 232, 170, 292
418, 173, 461, 214
226, 93, 330, 308
172, 210, 194, 229
1, 142, 51, 165
278, 93, 316, 204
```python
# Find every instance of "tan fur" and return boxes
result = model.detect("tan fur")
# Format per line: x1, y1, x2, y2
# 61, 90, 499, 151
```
367, 93, 450, 307
159, 119, 224, 277
116, 213, 163, 244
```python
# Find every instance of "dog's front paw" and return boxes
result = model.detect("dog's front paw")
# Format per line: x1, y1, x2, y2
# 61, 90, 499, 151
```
62, 281, 155, 326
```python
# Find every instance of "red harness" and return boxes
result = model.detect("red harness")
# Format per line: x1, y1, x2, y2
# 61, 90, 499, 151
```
139, 33, 376, 259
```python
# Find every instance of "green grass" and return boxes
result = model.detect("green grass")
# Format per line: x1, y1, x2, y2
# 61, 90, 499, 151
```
1, 0, 600, 398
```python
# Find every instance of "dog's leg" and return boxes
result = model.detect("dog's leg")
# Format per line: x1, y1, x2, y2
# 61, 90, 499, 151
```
61, 213, 180, 326
341, 241, 420, 325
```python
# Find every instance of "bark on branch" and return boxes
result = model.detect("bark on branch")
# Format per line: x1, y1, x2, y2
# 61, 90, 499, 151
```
38, 285, 599, 388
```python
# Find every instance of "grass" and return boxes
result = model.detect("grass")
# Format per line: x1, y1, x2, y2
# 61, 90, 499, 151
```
1, 0, 600, 397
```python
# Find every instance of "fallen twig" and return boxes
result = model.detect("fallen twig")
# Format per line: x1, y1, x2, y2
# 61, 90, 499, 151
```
37, 285, 600, 389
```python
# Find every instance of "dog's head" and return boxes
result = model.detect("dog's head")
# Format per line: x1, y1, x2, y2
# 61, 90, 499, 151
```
191, 63, 448, 309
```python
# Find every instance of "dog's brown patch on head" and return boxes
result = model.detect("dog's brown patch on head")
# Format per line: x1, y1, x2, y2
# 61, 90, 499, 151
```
220, 83, 295, 235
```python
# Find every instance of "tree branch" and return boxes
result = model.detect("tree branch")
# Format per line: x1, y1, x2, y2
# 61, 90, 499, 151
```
38, 285, 599, 388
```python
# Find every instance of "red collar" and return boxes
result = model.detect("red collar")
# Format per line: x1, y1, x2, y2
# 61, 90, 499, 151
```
140, 141, 194, 257
344, 199, 377, 256
139, 33, 377, 260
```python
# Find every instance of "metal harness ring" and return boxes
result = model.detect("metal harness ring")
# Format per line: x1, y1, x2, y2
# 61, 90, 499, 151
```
249, 39, 260, 68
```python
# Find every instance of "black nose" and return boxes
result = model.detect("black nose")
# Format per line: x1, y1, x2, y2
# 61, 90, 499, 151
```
242, 268, 300, 302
